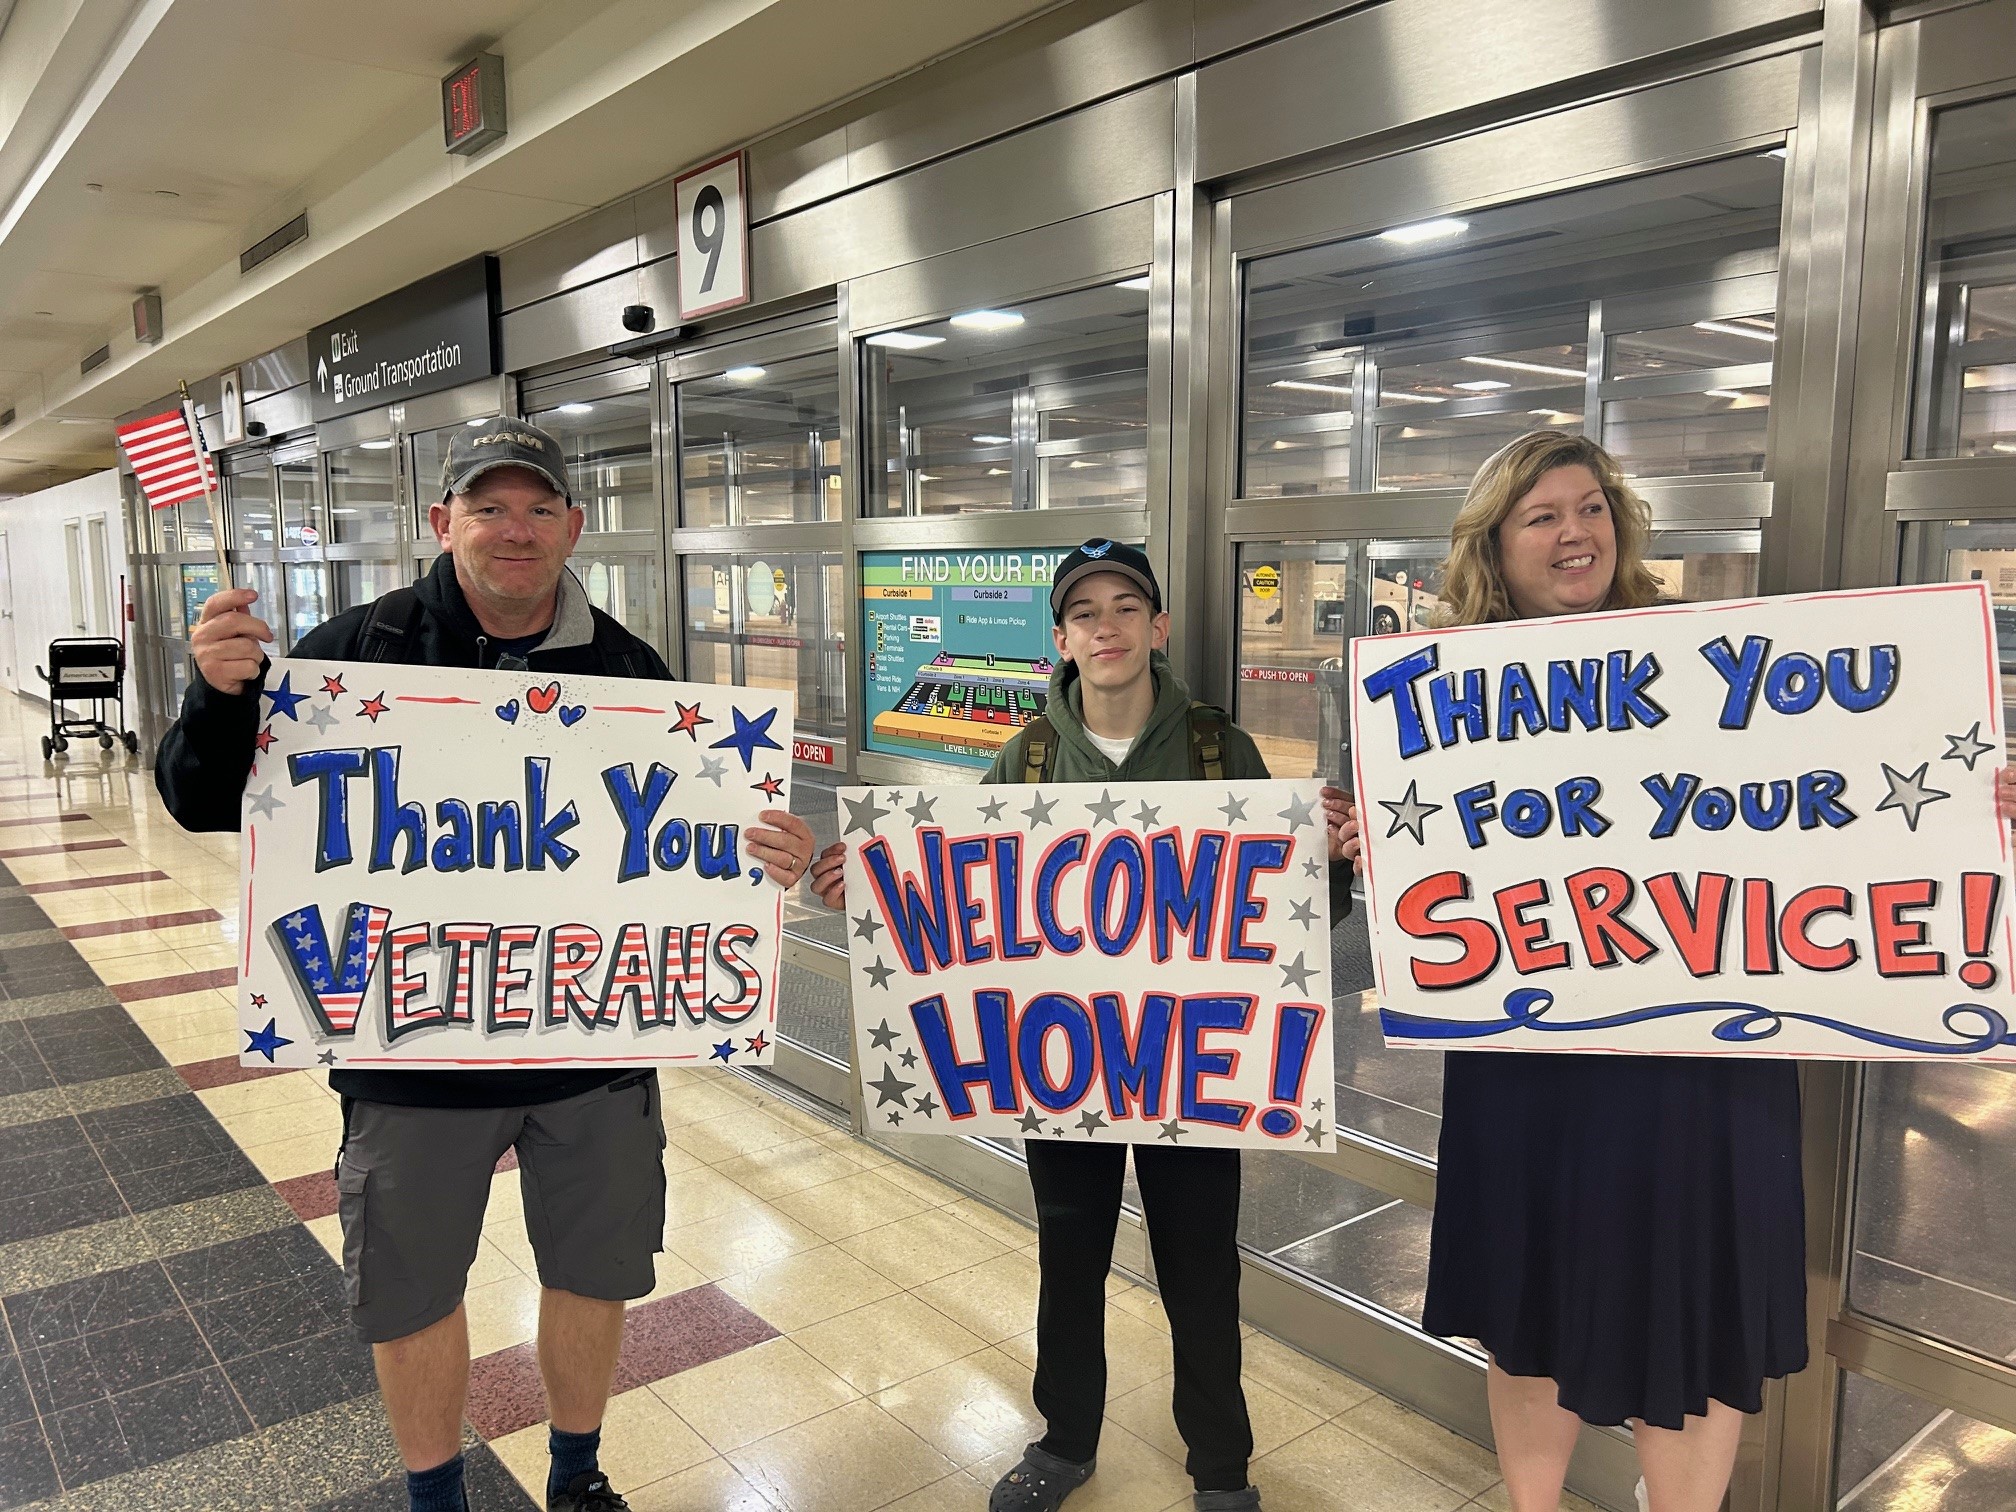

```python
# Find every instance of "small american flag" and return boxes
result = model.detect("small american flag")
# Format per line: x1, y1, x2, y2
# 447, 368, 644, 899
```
114, 403, 216, 509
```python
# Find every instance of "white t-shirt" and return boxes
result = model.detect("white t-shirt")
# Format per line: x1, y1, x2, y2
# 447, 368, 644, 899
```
1085, 729, 1135, 767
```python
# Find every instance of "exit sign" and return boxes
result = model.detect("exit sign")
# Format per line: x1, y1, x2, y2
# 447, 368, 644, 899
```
442, 53, 506, 156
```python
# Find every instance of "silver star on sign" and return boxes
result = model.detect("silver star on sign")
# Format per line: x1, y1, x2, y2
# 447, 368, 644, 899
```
1379, 779, 1441, 843
1218, 793, 1248, 824
1875, 761, 1950, 832
1302, 857, 1322, 878
1022, 792, 1057, 827
1015, 1108, 1047, 1134
1303, 1118, 1330, 1145
696, 755, 728, 787
1276, 793, 1315, 833
1076, 1108, 1108, 1135
867, 1018, 899, 1050
304, 703, 338, 734
852, 910, 884, 943
867, 1063, 915, 1107
979, 796, 1006, 823
843, 792, 891, 836
1084, 789, 1125, 826
906, 792, 938, 826
1157, 1119, 1188, 1143
913, 1093, 940, 1119
1277, 950, 1317, 994
246, 785, 284, 820
1289, 897, 1319, 929
864, 958, 895, 990
1944, 722, 1996, 772
1132, 801, 1162, 828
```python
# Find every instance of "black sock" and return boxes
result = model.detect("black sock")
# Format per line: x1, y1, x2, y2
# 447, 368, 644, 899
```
549, 1424, 603, 1500
407, 1453, 466, 1512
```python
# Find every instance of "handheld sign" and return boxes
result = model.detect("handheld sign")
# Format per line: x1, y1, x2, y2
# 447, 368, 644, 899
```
237, 660, 793, 1071
838, 780, 1337, 1150
1350, 583, 2015, 1060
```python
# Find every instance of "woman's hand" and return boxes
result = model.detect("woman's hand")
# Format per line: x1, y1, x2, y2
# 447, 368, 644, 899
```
1321, 785, 1363, 875
808, 841, 848, 910
1998, 766, 2016, 825
745, 810, 817, 890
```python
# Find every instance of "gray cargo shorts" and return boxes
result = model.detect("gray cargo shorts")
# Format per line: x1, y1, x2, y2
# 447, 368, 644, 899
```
334, 1073, 667, 1343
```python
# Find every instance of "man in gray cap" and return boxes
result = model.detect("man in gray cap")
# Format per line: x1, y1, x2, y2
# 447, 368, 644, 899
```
158, 415, 817, 1512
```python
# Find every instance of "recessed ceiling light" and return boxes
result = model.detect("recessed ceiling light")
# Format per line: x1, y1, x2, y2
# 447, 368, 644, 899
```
1115, 276, 1152, 291
1993, 442, 2016, 455
84, 183, 103, 193
1378, 391, 1445, 405
33, 310, 53, 317
1271, 380, 1354, 397
1453, 379, 1511, 392
1379, 218, 1469, 245
56, 418, 95, 425
985, 467, 1009, 476
1704, 389, 1745, 400
864, 331, 945, 350
555, 403, 592, 415
360, 439, 394, 450
723, 365, 767, 382
1463, 355, 1586, 379
949, 309, 1024, 332
466, 417, 488, 426
1694, 319, 1776, 342
970, 434, 1011, 445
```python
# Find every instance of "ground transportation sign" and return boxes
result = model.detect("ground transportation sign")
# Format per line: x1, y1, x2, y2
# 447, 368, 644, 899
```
236, 660, 792, 1070
1350, 583, 2016, 1059
836, 779, 1337, 1149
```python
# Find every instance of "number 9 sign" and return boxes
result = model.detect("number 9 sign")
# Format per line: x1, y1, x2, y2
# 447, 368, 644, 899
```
673, 152, 750, 319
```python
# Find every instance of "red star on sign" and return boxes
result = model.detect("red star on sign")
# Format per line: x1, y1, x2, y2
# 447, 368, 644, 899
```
745, 1033, 769, 1055
357, 693, 389, 723
753, 774, 785, 800
669, 700, 712, 739
253, 725, 278, 754
250, 993, 267, 1009
320, 674, 346, 697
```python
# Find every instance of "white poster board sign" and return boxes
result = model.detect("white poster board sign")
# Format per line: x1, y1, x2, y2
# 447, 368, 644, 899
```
838, 780, 1337, 1149
674, 151, 750, 319
237, 659, 793, 1070
1350, 583, 2015, 1059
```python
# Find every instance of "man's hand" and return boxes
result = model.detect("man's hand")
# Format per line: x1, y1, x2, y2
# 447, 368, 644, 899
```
1999, 766, 2016, 824
190, 588, 273, 695
746, 809, 818, 891
1321, 784, 1362, 875
808, 841, 848, 910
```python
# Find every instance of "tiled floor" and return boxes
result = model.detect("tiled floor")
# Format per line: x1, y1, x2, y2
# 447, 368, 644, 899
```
0, 694, 1567, 1512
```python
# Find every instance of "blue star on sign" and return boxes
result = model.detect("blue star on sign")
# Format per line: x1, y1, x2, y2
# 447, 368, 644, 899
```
244, 1018, 293, 1062
710, 1039, 737, 1063
709, 705, 784, 772
261, 671, 309, 722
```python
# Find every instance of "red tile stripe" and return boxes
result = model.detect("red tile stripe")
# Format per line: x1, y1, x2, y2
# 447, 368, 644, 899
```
177, 1054, 287, 1090
112, 966, 238, 1002
0, 812, 90, 828
465, 1286, 778, 1439
62, 908, 224, 939
23, 869, 169, 894
0, 838, 126, 858
276, 1169, 339, 1222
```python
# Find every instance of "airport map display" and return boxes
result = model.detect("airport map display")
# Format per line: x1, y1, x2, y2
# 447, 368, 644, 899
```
861, 549, 1066, 769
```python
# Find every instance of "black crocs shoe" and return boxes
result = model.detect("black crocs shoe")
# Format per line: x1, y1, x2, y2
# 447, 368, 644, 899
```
1193, 1488, 1262, 1511
989, 1443, 1095, 1512
549, 1470, 630, 1511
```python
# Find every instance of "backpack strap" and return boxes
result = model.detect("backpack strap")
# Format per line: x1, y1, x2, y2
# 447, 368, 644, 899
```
1020, 714, 1056, 784
356, 588, 423, 665
1187, 701, 1229, 782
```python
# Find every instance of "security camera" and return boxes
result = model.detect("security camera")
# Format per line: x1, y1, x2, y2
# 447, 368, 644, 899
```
620, 305, 655, 334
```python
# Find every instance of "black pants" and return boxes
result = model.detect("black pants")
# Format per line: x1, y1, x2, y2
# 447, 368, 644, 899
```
1026, 1139, 1251, 1492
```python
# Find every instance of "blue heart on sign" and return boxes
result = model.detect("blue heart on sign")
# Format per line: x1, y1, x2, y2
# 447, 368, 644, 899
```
496, 700, 520, 723
558, 705, 586, 727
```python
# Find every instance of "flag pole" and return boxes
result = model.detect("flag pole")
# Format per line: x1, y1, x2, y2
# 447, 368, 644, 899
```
177, 380, 231, 589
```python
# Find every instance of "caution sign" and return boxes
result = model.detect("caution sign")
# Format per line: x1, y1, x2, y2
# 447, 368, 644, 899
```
1252, 565, 1280, 600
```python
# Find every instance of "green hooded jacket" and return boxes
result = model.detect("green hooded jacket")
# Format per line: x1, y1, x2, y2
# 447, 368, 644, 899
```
982, 650, 1354, 923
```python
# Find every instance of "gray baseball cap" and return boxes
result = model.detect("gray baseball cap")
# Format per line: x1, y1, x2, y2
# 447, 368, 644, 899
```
440, 416, 573, 503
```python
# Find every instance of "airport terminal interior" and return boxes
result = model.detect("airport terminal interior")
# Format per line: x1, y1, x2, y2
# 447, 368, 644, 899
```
1, 0, 2016, 1507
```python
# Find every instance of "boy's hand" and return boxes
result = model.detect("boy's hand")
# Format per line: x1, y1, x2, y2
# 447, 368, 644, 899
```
1321, 784, 1363, 875
809, 841, 848, 910
1998, 766, 2016, 824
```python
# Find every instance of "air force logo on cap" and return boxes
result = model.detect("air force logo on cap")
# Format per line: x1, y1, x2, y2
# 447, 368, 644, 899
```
1083, 540, 1113, 558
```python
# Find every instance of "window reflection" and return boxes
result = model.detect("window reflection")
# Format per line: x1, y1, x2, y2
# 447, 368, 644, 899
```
1914, 94, 2016, 460
532, 393, 655, 533
1243, 152, 1784, 494
226, 461, 276, 551
678, 354, 840, 525
571, 555, 665, 654
1836, 1372, 2016, 1510
327, 442, 399, 544
864, 281, 1151, 515
682, 552, 846, 740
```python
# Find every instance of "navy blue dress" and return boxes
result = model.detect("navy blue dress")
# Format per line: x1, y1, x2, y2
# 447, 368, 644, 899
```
1422, 1050, 1808, 1429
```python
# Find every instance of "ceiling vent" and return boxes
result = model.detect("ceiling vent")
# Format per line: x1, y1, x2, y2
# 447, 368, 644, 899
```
241, 212, 308, 275
81, 345, 110, 375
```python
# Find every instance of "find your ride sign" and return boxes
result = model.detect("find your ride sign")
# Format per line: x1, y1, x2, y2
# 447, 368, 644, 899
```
1350, 583, 2016, 1061
837, 780, 1337, 1151
236, 660, 793, 1071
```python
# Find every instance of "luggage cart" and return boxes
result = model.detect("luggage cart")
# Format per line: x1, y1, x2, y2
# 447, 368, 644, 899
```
35, 638, 139, 761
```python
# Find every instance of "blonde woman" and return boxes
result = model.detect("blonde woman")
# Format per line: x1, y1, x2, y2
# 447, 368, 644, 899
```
1417, 432, 1806, 1512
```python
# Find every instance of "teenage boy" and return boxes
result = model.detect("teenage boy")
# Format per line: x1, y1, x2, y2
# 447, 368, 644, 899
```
811, 540, 1360, 1512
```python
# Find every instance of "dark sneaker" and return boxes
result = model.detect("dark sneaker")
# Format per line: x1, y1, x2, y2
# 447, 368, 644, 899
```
549, 1470, 630, 1511
989, 1443, 1095, 1511
1194, 1488, 1262, 1511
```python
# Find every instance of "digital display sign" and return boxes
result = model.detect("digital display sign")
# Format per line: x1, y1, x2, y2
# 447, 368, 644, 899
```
860, 549, 1069, 770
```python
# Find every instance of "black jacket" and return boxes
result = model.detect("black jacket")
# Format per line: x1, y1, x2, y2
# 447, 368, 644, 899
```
155, 553, 674, 1109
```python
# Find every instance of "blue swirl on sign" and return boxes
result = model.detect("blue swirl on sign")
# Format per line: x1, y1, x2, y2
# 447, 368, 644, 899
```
1379, 988, 2016, 1056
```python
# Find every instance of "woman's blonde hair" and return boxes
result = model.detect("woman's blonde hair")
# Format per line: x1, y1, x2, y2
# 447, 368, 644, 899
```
1432, 430, 1663, 627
